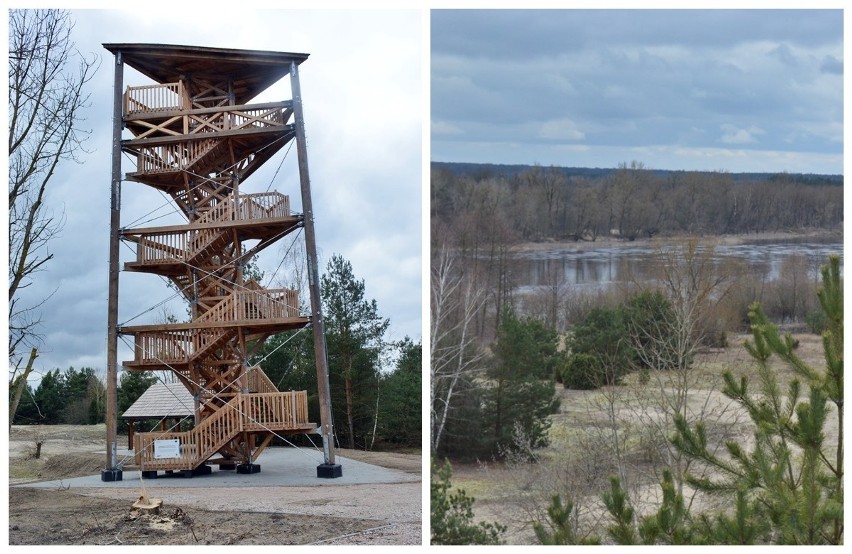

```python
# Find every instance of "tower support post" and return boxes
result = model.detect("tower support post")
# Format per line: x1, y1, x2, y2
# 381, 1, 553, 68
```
103, 50, 124, 482
290, 61, 341, 478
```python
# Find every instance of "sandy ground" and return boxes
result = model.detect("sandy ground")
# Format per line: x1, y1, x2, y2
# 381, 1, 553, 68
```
450, 332, 838, 544
8, 426, 423, 545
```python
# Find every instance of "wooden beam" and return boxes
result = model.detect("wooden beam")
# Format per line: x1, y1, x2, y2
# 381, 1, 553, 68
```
122, 124, 295, 148
118, 316, 309, 333
121, 215, 301, 236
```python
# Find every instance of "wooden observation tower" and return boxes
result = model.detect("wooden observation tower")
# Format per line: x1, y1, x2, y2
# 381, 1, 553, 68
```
100, 44, 341, 481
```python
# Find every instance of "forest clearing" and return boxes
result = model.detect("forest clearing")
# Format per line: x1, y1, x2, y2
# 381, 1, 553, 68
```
446, 331, 837, 544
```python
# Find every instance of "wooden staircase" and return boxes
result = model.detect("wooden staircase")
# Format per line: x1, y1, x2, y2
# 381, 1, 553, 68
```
122, 286, 303, 371
115, 61, 314, 473
132, 390, 315, 472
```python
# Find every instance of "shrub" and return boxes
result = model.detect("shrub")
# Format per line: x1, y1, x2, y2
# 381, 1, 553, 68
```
622, 290, 681, 370
562, 353, 605, 390
565, 307, 633, 388
805, 309, 827, 334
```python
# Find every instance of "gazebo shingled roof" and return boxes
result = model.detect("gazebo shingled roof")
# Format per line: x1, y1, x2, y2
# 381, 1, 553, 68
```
121, 381, 194, 420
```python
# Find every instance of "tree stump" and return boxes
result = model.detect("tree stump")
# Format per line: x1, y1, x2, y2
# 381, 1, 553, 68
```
131, 495, 163, 515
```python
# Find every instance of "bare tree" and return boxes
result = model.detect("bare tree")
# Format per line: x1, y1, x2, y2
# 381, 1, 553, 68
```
8, 10, 98, 414
430, 245, 486, 452
625, 240, 740, 494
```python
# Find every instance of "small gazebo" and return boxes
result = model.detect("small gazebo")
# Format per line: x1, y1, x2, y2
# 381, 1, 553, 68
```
121, 381, 195, 450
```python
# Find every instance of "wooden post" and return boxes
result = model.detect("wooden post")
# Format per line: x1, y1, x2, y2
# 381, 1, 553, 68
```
103, 49, 124, 481
290, 61, 340, 477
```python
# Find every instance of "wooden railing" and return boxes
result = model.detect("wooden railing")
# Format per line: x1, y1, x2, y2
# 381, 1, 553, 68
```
134, 233, 187, 264
125, 82, 186, 115
129, 192, 292, 266
133, 391, 310, 470
186, 105, 287, 135
134, 139, 218, 174
243, 392, 310, 432
247, 366, 278, 394
195, 287, 301, 325
126, 286, 300, 366
130, 328, 224, 365
125, 100, 290, 137
195, 192, 291, 224
187, 226, 228, 260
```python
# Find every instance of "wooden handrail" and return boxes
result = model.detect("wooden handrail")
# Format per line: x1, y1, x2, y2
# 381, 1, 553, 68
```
133, 391, 310, 470
125, 82, 186, 115
247, 366, 278, 394
132, 139, 217, 174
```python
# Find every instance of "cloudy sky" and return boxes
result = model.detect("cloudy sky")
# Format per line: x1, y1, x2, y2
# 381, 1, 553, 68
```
431, 9, 843, 174
11, 8, 422, 381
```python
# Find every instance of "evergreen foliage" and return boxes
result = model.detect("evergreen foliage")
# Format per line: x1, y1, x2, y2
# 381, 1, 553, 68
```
565, 307, 633, 388
321, 254, 390, 449
534, 494, 601, 545
536, 256, 842, 545
431, 460, 506, 545
12, 366, 106, 424
251, 254, 418, 450
482, 308, 560, 456
622, 290, 682, 370
601, 475, 637, 544
561, 352, 601, 390
432, 377, 488, 460
376, 337, 422, 447
671, 255, 843, 544
117, 371, 157, 414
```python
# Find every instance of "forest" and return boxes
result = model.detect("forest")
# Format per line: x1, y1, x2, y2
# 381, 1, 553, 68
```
431, 161, 843, 545
13, 254, 422, 452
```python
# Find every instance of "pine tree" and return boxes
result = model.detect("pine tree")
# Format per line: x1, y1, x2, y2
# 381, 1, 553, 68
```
483, 308, 560, 456
377, 338, 422, 447
672, 255, 843, 544
534, 494, 601, 545
321, 254, 390, 449
431, 460, 505, 545
602, 474, 638, 545
117, 371, 158, 413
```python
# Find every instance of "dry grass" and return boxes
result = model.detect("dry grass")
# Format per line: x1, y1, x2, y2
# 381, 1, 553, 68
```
450, 331, 837, 544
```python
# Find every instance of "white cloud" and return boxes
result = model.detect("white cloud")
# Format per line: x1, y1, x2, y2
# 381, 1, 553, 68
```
719, 123, 765, 144
538, 118, 586, 141
431, 120, 464, 136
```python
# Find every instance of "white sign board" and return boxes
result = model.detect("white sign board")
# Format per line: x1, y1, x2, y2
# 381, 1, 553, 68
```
153, 439, 181, 459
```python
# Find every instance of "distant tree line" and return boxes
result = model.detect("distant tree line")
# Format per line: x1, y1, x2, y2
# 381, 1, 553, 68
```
433, 161, 842, 243
14, 366, 107, 425
432, 161, 844, 187
12, 367, 164, 427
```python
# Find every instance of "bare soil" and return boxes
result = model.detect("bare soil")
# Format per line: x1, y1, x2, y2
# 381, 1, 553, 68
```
8, 425, 422, 545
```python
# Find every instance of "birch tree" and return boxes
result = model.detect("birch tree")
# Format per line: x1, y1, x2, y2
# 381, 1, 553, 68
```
430, 246, 486, 452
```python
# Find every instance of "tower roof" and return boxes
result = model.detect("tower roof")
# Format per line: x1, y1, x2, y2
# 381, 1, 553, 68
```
103, 43, 309, 104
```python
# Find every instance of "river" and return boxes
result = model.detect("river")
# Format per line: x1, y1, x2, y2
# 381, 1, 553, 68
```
510, 238, 843, 295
